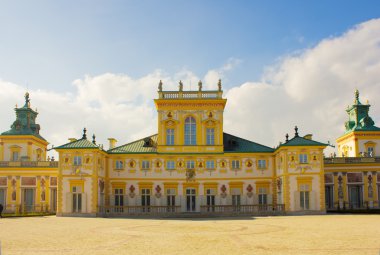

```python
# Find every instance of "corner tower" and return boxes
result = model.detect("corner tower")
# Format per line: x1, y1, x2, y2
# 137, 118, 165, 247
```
0, 92, 48, 161
337, 89, 380, 157
154, 80, 227, 154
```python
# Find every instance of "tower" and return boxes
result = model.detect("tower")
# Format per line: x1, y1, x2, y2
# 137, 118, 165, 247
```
337, 90, 380, 157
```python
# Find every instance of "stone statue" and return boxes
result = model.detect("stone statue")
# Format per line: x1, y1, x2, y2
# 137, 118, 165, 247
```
179, 80, 183, 91
218, 79, 222, 91
24, 92, 30, 108
158, 80, 163, 92
198, 80, 202, 91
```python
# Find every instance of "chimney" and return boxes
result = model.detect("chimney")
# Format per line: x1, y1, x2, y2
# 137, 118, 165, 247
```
68, 138, 77, 143
108, 138, 117, 149
303, 134, 313, 140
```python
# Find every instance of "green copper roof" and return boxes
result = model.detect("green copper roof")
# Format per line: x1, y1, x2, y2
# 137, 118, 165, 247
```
108, 135, 158, 154
344, 89, 380, 133
54, 138, 100, 150
223, 133, 274, 153
280, 136, 328, 147
1, 92, 46, 141
54, 128, 101, 150
107, 133, 274, 154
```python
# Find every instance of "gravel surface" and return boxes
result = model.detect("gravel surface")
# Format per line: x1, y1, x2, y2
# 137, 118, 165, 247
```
0, 215, 379, 255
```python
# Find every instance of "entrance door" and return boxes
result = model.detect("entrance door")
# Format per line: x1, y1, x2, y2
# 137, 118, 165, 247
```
141, 189, 151, 212
23, 189, 35, 212
206, 188, 215, 212
186, 188, 196, 212
72, 186, 82, 213
50, 188, 57, 212
349, 185, 362, 208
0, 189, 5, 209
325, 185, 334, 209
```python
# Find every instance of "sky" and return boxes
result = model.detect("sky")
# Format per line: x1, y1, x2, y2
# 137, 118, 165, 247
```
0, 1, 380, 157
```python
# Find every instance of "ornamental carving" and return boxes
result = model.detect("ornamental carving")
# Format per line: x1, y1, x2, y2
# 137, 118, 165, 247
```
129, 185, 136, 198
155, 185, 162, 198
246, 184, 253, 198
186, 169, 196, 182
220, 185, 227, 198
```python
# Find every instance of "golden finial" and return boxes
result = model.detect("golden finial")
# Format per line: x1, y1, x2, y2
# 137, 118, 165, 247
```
366, 99, 369, 105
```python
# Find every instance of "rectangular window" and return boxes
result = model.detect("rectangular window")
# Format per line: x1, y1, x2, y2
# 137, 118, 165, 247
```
166, 188, 176, 211
166, 128, 175, 145
206, 128, 215, 145
166, 160, 175, 170
231, 160, 240, 169
12, 151, 19, 161
367, 147, 374, 157
299, 154, 308, 164
258, 187, 267, 205
141, 160, 150, 170
186, 160, 195, 169
258, 160, 266, 169
115, 160, 124, 170
73, 156, 82, 166
206, 188, 216, 211
206, 160, 215, 169
114, 188, 124, 207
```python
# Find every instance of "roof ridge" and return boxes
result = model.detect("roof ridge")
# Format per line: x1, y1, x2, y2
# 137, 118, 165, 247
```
223, 132, 274, 150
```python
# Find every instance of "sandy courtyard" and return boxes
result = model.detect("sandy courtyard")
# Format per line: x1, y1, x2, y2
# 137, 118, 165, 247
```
0, 215, 379, 255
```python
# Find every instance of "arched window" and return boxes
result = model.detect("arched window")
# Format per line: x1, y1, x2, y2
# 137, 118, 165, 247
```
184, 117, 196, 145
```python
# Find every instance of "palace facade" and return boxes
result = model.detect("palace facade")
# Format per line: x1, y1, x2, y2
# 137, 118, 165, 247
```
0, 81, 379, 216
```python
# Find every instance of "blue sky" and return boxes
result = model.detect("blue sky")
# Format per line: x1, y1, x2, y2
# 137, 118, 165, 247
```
1, 1, 379, 91
1, 1, 380, 155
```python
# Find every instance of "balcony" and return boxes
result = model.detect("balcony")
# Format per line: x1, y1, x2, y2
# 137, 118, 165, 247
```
324, 157, 380, 164
0, 161, 58, 168
158, 90, 223, 100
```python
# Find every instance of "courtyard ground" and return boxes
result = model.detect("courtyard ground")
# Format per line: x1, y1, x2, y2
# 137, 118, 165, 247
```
0, 215, 379, 255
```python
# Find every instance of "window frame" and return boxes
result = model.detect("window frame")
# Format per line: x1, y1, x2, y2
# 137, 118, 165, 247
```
184, 116, 196, 145
166, 128, 175, 146
299, 154, 308, 164
231, 160, 240, 170
206, 128, 215, 145
258, 159, 266, 169
141, 160, 150, 170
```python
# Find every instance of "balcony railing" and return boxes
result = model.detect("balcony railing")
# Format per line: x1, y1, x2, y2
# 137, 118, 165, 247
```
200, 204, 285, 215
324, 157, 380, 164
2, 204, 56, 216
326, 201, 380, 212
98, 205, 182, 215
0, 161, 58, 168
158, 91, 223, 100
97, 204, 285, 217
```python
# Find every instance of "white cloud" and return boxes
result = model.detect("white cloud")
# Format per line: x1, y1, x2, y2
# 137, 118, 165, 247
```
1, 19, 380, 158
225, 18, 380, 154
